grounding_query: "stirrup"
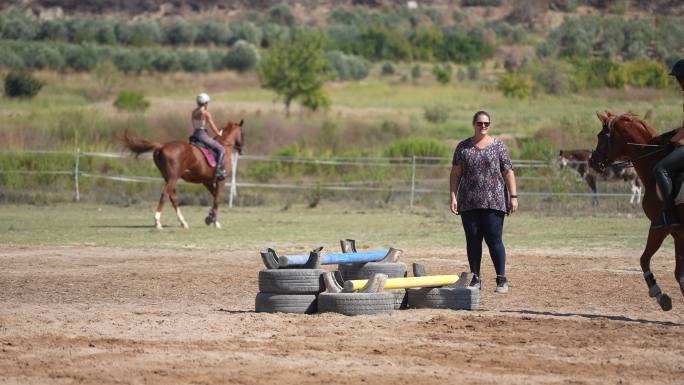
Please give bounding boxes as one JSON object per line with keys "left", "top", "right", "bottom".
{"left": 214, "top": 168, "right": 228, "bottom": 180}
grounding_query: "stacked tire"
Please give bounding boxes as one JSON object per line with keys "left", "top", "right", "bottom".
{"left": 255, "top": 269, "right": 326, "bottom": 314}
{"left": 338, "top": 262, "right": 408, "bottom": 309}
{"left": 407, "top": 286, "right": 480, "bottom": 310}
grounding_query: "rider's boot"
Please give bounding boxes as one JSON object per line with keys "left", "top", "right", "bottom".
{"left": 652, "top": 169, "right": 679, "bottom": 228}
{"left": 214, "top": 151, "right": 229, "bottom": 180}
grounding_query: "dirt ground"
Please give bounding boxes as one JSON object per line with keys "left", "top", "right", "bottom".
{"left": 1, "top": 245, "right": 683, "bottom": 385}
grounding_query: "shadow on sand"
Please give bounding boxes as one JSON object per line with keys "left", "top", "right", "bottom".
{"left": 501, "top": 309, "right": 684, "bottom": 327}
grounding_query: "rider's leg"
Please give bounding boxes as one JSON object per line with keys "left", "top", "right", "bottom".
{"left": 195, "top": 130, "right": 228, "bottom": 178}
{"left": 653, "top": 146, "right": 684, "bottom": 227}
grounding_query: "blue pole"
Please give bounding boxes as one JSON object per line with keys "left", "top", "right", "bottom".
{"left": 280, "top": 250, "right": 389, "bottom": 267}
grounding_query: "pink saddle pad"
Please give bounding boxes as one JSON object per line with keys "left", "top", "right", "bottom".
{"left": 193, "top": 144, "right": 216, "bottom": 167}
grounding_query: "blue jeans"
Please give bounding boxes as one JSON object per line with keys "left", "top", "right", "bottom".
{"left": 460, "top": 209, "right": 506, "bottom": 277}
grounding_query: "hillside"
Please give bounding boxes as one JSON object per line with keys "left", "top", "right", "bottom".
{"left": 2, "top": 0, "right": 683, "bottom": 23}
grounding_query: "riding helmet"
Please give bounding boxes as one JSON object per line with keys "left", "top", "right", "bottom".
{"left": 196, "top": 93, "right": 211, "bottom": 105}
{"left": 669, "top": 59, "right": 684, "bottom": 78}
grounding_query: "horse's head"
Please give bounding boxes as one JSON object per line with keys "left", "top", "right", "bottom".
{"left": 588, "top": 112, "right": 656, "bottom": 173}
{"left": 217, "top": 119, "right": 245, "bottom": 154}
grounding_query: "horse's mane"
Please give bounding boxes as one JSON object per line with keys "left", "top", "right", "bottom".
{"left": 609, "top": 112, "right": 659, "bottom": 144}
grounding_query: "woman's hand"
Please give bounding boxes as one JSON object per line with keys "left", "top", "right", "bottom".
{"left": 509, "top": 197, "right": 518, "bottom": 214}
{"left": 450, "top": 197, "right": 459, "bottom": 215}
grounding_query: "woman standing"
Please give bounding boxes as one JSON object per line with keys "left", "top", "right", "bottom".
{"left": 449, "top": 111, "right": 518, "bottom": 293}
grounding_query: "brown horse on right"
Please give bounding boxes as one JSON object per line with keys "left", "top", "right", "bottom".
{"left": 588, "top": 112, "right": 683, "bottom": 311}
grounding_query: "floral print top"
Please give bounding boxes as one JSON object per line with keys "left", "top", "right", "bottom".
{"left": 452, "top": 137, "right": 513, "bottom": 213}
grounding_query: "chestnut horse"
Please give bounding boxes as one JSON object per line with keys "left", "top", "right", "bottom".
{"left": 123, "top": 120, "right": 244, "bottom": 229}
{"left": 588, "top": 112, "right": 683, "bottom": 311}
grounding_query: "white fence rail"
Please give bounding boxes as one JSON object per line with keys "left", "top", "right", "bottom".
{"left": 0, "top": 149, "right": 637, "bottom": 207}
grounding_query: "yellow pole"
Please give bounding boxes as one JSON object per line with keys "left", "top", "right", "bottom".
{"left": 347, "top": 275, "right": 459, "bottom": 291}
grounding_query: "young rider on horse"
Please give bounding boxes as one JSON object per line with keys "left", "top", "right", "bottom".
{"left": 191, "top": 93, "right": 228, "bottom": 179}
{"left": 652, "top": 59, "right": 684, "bottom": 228}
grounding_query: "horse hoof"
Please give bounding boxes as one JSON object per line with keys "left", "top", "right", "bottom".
{"left": 658, "top": 294, "right": 672, "bottom": 311}
{"left": 205, "top": 216, "right": 212, "bottom": 226}
{"left": 215, "top": 222, "right": 221, "bottom": 229}
{"left": 155, "top": 222, "right": 163, "bottom": 230}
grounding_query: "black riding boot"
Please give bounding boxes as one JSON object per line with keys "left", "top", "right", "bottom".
{"left": 653, "top": 168, "right": 679, "bottom": 228}
{"left": 214, "top": 151, "right": 228, "bottom": 180}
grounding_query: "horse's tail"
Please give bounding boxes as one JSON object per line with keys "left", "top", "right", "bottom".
{"left": 122, "top": 130, "right": 162, "bottom": 157}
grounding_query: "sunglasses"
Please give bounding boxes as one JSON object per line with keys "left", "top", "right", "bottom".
{"left": 475, "top": 121, "right": 490, "bottom": 127}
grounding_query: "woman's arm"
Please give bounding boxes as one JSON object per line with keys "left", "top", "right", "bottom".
{"left": 449, "top": 165, "right": 462, "bottom": 214}
{"left": 504, "top": 169, "right": 518, "bottom": 213}
{"left": 204, "top": 111, "right": 222, "bottom": 137}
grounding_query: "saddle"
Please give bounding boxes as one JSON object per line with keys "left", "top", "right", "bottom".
{"left": 189, "top": 136, "right": 217, "bottom": 168}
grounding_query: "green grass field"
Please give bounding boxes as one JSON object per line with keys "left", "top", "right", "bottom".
{"left": 2, "top": 69, "right": 682, "bottom": 153}
{"left": 0, "top": 203, "right": 663, "bottom": 254}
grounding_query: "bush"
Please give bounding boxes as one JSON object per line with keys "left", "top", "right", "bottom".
{"left": 22, "top": 44, "right": 65, "bottom": 70}
{"left": 113, "top": 50, "right": 145, "bottom": 73}
{"left": 497, "top": 71, "right": 532, "bottom": 99}
{"left": 229, "top": 22, "right": 262, "bottom": 46}
{"left": 381, "top": 61, "right": 396, "bottom": 76}
{"left": 267, "top": 4, "right": 296, "bottom": 26}
{"left": 4, "top": 71, "right": 44, "bottom": 98}
{"left": 621, "top": 59, "right": 669, "bottom": 88}
{"left": 130, "top": 20, "right": 163, "bottom": 46}
{"left": 150, "top": 50, "right": 182, "bottom": 72}
{"left": 523, "top": 59, "right": 575, "bottom": 95}
{"left": 411, "top": 64, "right": 422, "bottom": 80}
{"left": 178, "top": 49, "right": 211, "bottom": 73}
{"left": 384, "top": 137, "right": 450, "bottom": 160}
{"left": 0, "top": 46, "right": 24, "bottom": 68}
{"left": 325, "top": 51, "right": 371, "bottom": 81}
{"left": 63, "top": 44, "right": 99, "bottom": 71}
{"left": 223, "top": 40, "right": 259, "bottom": 72}
{"left": 114, "top": 90, "right": 150, "bottom": 111}
{"left": 462, "top": 0, "right": 501, "bottom": 6}
{"left": 432, "top": 64, "right": 452, "bottom": 84}
{"left": 424, "top": 104, "right": 450, "bottom": 124}
{"left": 164, "top": 21, "right": 197, "bottom": 45}
{"left": 195, "top": 21, "right": 232, "bottom": 45}
{"left": 467, "top": 64, "right": 480, "bottom": 80}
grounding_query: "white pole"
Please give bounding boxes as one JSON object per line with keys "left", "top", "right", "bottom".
{"left": 410, "top": 155, "right": 416, "bottom": 208}
{"left": 229, "top": 152, "right": 239, "bottom": 208}
{"left": 74, "top": 148, "right": 80, "bottom": 202}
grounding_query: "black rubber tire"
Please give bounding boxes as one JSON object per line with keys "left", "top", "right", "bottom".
{"left": 338, "top": 262, "right": 407, "bottom": 281}
{"left": 255, "top": 293, "right": 318, "bottom": 314}
{"left": 258, "top": 269, "right": 326, "bottom": 294}
{"left": 407, "top": 287, "right": 480, "bottom": 310}
{"left": 317, "top": 292, "right": 395, "bottom": 316}
{"left": 390, "top": 289, "right": 408, "bottom": 310}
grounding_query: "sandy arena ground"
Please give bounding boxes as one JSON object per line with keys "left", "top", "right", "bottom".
{"left": 1, "top": 245, "right": 683, "bottom": 385}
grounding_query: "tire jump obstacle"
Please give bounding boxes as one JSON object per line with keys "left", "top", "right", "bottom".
{"left": 255, "top": 239, "right": 480, "bottom": 316}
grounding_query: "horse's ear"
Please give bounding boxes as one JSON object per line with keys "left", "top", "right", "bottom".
{"left": 596, "top": 112, "right": 607, "bottom": 123}
{"left": 239, "top": 119, "right": 244, "bottom": 127}
{"left": 605, "top": 110, "right": 615, "bottom": 117}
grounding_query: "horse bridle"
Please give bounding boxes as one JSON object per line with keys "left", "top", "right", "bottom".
{"left": 593, "top": 116, "right": 667, "bottom": 170}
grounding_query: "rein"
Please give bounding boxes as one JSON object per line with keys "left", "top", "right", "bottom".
{"left": 611, "top": 143, "right": 668, "bottom": 169}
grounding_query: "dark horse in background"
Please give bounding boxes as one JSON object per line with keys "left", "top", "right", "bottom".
{"left": 558, "top": 150, "right": 641, "bottom": 206}
{"left": 123, "top": 120, "right": 244, "bottom": 229}
{"left": 589, "top": 112, "right": 683, "bottom": 311}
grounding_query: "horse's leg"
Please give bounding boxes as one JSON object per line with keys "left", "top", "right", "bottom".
{"left": 212, "top": 181, "right": 225, "bottom": 229}
{"left": 641, "top": 226, "right": 672, "bottom": 311}
{"left": 169, "top": 187, "right": 189, "bottom": 229}
{"left": 203, "top": 182, "right": 219, "bottom": 227}
{"left": 674, "top": 234, "right": 684, "bottom": 299}
{"left": 155, "top": 178, "right": 175, "bottom": 230}
{"left": 587, "top": 174, "right": 598, "bottom": 206}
